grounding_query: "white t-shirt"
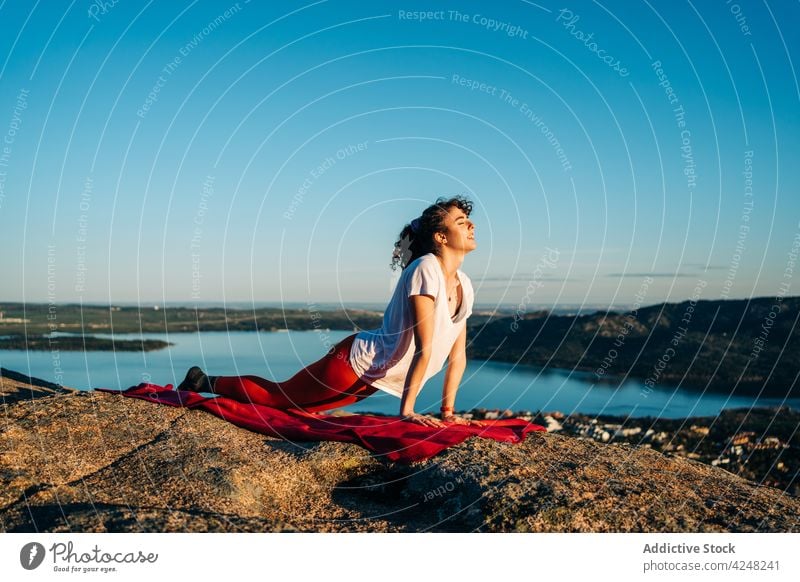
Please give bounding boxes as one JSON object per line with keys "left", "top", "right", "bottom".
{"left": 348, "top": 253, "right": 474, "bottom": 398}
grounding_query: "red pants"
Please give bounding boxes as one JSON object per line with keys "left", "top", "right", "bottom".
{"left": 212, "top": 333, "right": 379, "bottom": 413}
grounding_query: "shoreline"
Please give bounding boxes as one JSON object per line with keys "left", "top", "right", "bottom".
{"left": 1, "top": 327, "right": 797, "bottom": 404}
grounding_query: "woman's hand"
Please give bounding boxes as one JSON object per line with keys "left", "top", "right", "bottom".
{"left": 402, "top": 412, "right": 447, "bottom": 428}
{"left": 442, "top": 414, "right": 488, "bottom": 427}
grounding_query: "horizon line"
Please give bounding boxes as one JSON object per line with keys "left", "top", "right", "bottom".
{"left": 1, "top": 294, "right": 795, "bottom": 313}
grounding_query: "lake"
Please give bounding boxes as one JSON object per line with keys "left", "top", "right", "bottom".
{"left": 1, "top": 330, "right": 797, "bottom": 419}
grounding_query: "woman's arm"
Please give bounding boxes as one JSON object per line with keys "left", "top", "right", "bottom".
{"left": 441, "top": 324, "right": 467, "bottom": 413}
{"left": 399, "top": 294, "right": 445, "bottom": 427}
{"left": 440, "top": 325, "right": 486, "bottom": 426}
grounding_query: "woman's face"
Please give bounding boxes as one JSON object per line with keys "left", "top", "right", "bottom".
{"left": 437, "top": 206, "right": 476, "bottom": 253}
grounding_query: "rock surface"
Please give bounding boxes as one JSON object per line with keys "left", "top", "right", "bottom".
{"left": 1, "top": 368, "right": 798, "bottom": 533}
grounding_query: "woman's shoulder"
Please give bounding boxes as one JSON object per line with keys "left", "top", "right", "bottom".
{"left": 406, "top": 253, "right": 438, "bottom": 274}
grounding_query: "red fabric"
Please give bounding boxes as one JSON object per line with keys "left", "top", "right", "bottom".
{"left": 95, "top": 383, "right": 546, "bottom": 463}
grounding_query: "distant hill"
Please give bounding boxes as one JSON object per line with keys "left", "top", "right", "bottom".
{"left": 466, "top": 296, "right": 800, "bottom": 397}
{"left": 0, "top": 303, "right": 384, "bottom": 335}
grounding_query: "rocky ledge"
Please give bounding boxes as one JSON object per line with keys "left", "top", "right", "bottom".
{"left": 1, "top": 368, "right": 798, "bottom": 533}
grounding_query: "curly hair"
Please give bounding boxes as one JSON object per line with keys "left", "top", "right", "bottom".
{"left": 390, "top": 195, "right": 474, "bottom": 271}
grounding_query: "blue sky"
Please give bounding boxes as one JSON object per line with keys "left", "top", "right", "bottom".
{"left": 0, "top": 0, "right": 798, "bottom": 310}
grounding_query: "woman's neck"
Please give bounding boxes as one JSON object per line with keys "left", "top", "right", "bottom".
{"left": 435, "top": 251, "right": 464, "bottom": 281}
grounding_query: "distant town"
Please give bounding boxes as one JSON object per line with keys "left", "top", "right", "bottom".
{"left": 447, "top": 406, "right": 798, "bottom": 498}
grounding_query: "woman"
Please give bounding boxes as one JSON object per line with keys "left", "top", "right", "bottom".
{"left": 177, "top": 195, "right": 483, "bottom": 428}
